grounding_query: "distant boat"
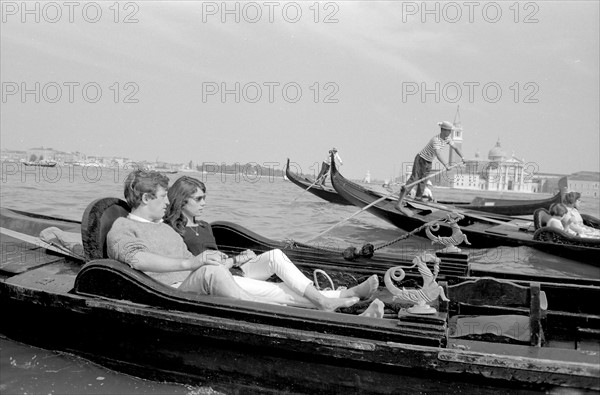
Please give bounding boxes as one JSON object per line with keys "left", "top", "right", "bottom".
{"left": 285, "top": 158, "right": 353, "bottom": 205}
{"left": 23, "top": 161, "right": 57, "bottom": 167}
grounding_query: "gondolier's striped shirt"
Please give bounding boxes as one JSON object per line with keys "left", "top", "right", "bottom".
{"left": 419, "top": 134, "right": 454, "bottom": 162}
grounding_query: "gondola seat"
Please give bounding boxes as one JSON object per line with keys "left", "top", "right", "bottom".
{"left": 440, "top": 277, "right": 545, "bottom": 347}
{"left": 533, "top": 208, "right": 551, "bottom": 230}
{"left": 81, "top": 197, "right": 130, "bottom": 261}
{"left": 533, "top": 227, "right": 600, "bottom": 247}
{"left": 532, "top": 208, "right": 600, "bottom": 246}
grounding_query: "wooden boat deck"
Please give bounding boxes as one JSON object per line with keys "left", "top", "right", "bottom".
{"left": 4, "top": 260, "right": 78, "bottom": 294}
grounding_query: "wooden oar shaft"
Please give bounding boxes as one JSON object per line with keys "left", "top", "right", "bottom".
{"left": 290, "top": 174, "right": 326, "bottom": 204}
{"left": 397, "top": 163, "right": 463, "bottom": 205}
{"left": 411, "top": 201, "right": 529, "bottom": 228}
{"left": 404, "top": 163, "right": 461, "bottom": 190}
{"left": 312, "top": 190, "right": 398, "bottom": 239}
{"left": 0, "top": 227, "right": 84, "bottom": 259}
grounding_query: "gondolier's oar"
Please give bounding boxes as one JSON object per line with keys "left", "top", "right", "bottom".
{"left": 290, "top": 174, "right": 327, "bottom": 204}
{"left": 0, "top": 227, "right": 84, "bottom": 260}
{"left": 396, "top": 163, "right": 463, "bottom": 207}
{"left": 311, "top": 189, "right": 400, "bottom": 239}
{"left": 311, "top": 163, "right": 462, "bottom": 239}
{"left": 408, "top": 200, "right": 532, "bottom": 229}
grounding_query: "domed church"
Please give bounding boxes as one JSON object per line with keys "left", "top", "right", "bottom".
{"left": 446, "top": 138, "right": 536, "bottom": 192}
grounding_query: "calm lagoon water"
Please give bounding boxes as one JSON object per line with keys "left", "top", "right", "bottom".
{"left": 1, "top": 164, "right": 599, "bottom": 394}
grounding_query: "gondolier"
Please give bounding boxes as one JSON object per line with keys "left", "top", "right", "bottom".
{"left": 316, "top": 147, "right": 342, "bottom": 185}
{"left": 396, "top": 121, "right": 464, "bottom": 209}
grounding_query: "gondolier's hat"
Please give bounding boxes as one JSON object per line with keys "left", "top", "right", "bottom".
{"left": 438, "top": 121, "right": 454, "bottom": 131}
{"left": 331, "top": 147, "right": 338, "bottom": 152}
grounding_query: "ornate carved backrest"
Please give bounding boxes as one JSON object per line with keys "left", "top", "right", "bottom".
{"left": 533, "top": 208, "right": 552, "bottom": 230}
{"left": 81, "top": 197, "right": 130, "bottom": 261}
{"left": 442, "top": 277, "right": 544, "bottom": 347}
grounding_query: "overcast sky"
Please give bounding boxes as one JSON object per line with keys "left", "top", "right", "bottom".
{"left": 1, "top": 1, "right": 598, "bottom": 179}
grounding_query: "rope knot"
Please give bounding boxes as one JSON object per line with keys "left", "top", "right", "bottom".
{"left": 343, "top": 243, "right": 375, "bottom": 261}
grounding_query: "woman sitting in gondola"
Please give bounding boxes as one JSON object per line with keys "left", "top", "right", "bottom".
{"left": 164, "top": 175, "right": 381, "bottom": 313}
{"left": 562, "top": 192, "right": 600, "bottom": 238}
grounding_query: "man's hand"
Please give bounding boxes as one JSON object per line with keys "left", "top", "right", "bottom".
{"left": 195, "top": 250, "right": 228, "bottom": 267}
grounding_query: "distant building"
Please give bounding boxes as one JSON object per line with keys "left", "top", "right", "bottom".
{"left": 439, "top": 139, "right": 536, "bottom": 192}
{"left": 532, "top": 173, "right": 567, "bottom": 194}
{"left": 0, "top": 149, "right": 28, "bottom": 162}
{"left": 448, "top": 106, "right": 464, "bottom": 166}
{"left": 53, "top": 150, "right": 87, "bottom": 164}
{"left": 566, "top": 171, "right": 600, "bottom": 198}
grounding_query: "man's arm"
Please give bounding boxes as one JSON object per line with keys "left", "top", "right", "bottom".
{"left": 130, "top": 250, "right": 226, "bottom": 272}
{"left": 435, "top": 150, "right": 449, "bottom": 170}
{"left": 130, "top": 251, "right": 195, "bottom": 272}
{"left": 107, "top": 221, "right": 226, "bottom": 273}
{"left": 452, "top": 145, "right": 464, "bottom": 161}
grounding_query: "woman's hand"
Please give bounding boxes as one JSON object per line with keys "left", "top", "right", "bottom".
{"left": 237, "top": 249, "right": 257, "bottom": 266}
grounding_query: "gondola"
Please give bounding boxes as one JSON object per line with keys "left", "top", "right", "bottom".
{"left": 22, "top": 161, "right": 57, "bottom": 167}
{"left": 286, "top": 159, "right": 566, "bottom": 215}
{"left": 435, "top": 180, "right": 566, "bottom": 216}
{"left": 1, "top": 202, "right": 599, "bottom": 393}
{"left": 285, "top": 158, "right": 353, "bottom": 205}
{"left": 329, "top": 156, "right": 600, "bottom": 266}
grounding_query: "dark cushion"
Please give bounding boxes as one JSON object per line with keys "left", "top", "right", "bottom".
{"left": 81, "top": 198, "right": 130, "bottom": 261}
{"left": 533, "top": 208, "right": 551, "bottom": 230}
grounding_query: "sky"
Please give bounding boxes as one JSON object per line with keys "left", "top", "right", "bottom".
{"left": 1, "top": 1, "right": 598, "bottom": 180}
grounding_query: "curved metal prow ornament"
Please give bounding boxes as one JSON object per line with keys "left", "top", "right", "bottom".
{"left": 425, "top": 213, "right": 471, "bottom": 253}
{"left": 384, "top": 253, "right": 449, "bottom": 315}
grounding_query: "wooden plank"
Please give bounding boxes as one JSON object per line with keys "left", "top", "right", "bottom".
{"left": 444, "top": 339, "right": 600, "bottom": 372}
{"left": 5, "top": 261, "right": 78, "bottom": 293}
{"left": 1, "top": 233, "right": 64, "bottom": 273}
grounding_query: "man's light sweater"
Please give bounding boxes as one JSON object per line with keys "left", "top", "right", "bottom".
{"left": 107, "top": 217, "right": 192, "bottom": 286}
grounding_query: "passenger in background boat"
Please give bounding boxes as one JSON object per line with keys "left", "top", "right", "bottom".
{"left": 547, "top": 203, "right": 577, "bottom": 235}
{"left": 315, "top": 147, "right": 343, "bottom": 185}
{"left": 163, "top": 175, "right": 382, "bottom": 314}
{"left": 562, "top": 192, "right": 600, "bottom": 238}
{"left": 397, "top": 121, "right": 463, "bottom": 205}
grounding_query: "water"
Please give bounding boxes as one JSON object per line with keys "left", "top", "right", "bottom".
{"left": 1, "top": 164, "right": 599, "bottom": 394}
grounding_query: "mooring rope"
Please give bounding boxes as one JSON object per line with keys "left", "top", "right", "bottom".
{"left": 283, "top": 216, "right": 452, "bottom": 261}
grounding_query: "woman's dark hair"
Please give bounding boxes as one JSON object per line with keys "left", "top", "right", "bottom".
{"left": 563, "top": 191, "right": 581, "bottom": 206}
{"left": 164, "top": 176, "right": 206, "bottom": 235}
{"left": 123, "top": 170, "right": 169, "bottom": 209}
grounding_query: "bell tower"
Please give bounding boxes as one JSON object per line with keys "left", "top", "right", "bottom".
{"left": 449, "top": 105, "right": 463, "bottom": 165}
